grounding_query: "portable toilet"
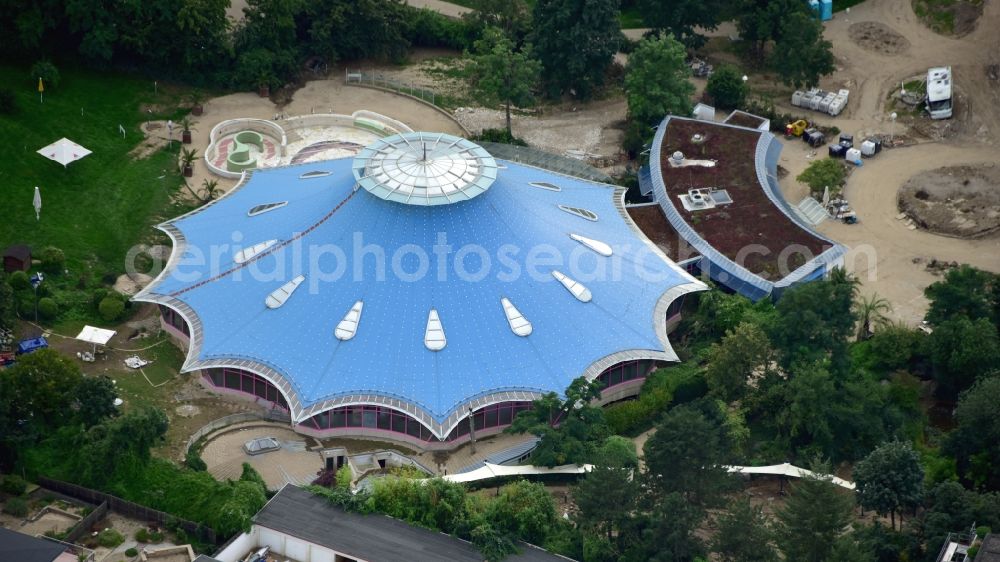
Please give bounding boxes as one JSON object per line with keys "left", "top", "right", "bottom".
{"left": 808, "top": 0, "right": 820, "bottom": 18}
{"left": 820, "top": 0, "right": 833, "bottom": 20}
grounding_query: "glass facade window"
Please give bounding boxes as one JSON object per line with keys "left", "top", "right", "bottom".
{"left": 158, "top": 305, "right": 190, "bottom": 336}
{"left": 596, "top": 360, "right": 652, "bottom": 391}
{"left": 203, "top": 367, "right": 289, "bottom": 410}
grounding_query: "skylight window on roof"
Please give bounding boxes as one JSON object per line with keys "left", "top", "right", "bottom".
{"left": 501, "top": 298, "right": 533, "bottom": 336}
{"left": 529, "top": 181, "right": 562, "bottom": 192}
{"left": 299, "top": 171, "right": 332, "bottom": 179}
{"left": 569, "top": 233, "right": 613, "bottom": 257}
{"left": 558, "top": 205, "right": 598, "bottom": 221}
{"left": 335, "top": 301, "right": 364, "bottom": 341}
{"left": 248, "top": 201, "right": 288, "bottom": 217}
{"left": 424, "top": 309, "right": 447, "bottom": 351}
{"left": 265, "top": 275, "right": 305, "bottom": 309}
{"left": 234, "top": 239, "right": 278, "bottom": 264}
{"left": 552, "top": 270, "right": 592, "bottom": 302}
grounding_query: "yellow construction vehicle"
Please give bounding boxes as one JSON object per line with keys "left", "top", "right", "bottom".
{"left": 785, "top": 119, "right": 808, "bottom": 138}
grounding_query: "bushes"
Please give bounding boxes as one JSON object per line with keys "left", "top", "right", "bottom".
{"left": 0, "top": 88, "right": 17, "bottom": 115}
{"left": 30, "top": 61, "right": 60, "bottom": 89}
{"left": 1, "top": 474, "right": 28, "bottom": 496}
{"left": 406, "top": 8, "right": 474, "bottom": 50}
{"left": 39, "top": 246, "right": 65, "bottom": 274}
{"left": 3, "top": 496, "right": 29, "bottom": 517}
{"left": 37, "top": 297, "right": 58, "bottom": 320}
{"left": 706, "top": 65, "right": 748, "bottom": 109}
{"left": 125, "top": 547, "right": 139, "bottom": 557}
{"left": 472, "top": 128, "right": 528, "bottom": 146}
{"left": 184, "top": 449, "right": 207, "bottom": 472}
{"left": 97, "top": 529, "right": 124, "bottom": 548}
{"left": 605, "top": 363, "right": 707, "bottom": 436}
{"left": 135, "top": 528, "right": 164, "bottom": 543}
{"left": 99, "top": 296, "right": 126, "bottom": 322}
{"left": 9, "top": 270, "right": 30, "bottom": 291}
{"left": 796, "top": 158, "right": 847, "bottom": 194}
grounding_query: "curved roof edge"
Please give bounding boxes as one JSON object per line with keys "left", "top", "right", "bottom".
{"left": 649, "top": 116, "right": 847, "bottom": 299}
{"left": 132, "top": 160, "right": 707, "bottom": 441}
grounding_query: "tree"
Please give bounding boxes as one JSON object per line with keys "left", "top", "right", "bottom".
{"left": 775, "top": 467, "right": 855, "bottom": 562}
{"left": 531, "top": 0, "right": 620, "bottom": 99}
{"left": 735, "top": 0, "right": 798, "bottom": 65}
{"left": 769, "top": 275, "right": 856, "bottom": 374}
{"left": 239, "top": 462, "right": 268, "bottom": 490}
{"left": 796, "top": 158, "right": 847, "bottom": 194}
{"left": 706, "top": 65, "right": 749, "bottom": 109}
{"left": 855, "top": 293, "right": 892, "bottom": 341}
{"left": 573, "top": 438, "right": 641, "bottom": 555}
{"left": 624, "top": 34, "right": 695, "bottom": 127}
{"left": 471, "top": 523, "right": 517, "bottom": 562}
{"left": 462, "top": 0, "right": 531, "bottom": 42}
{"left": 467, "top": 27, "right": 541, "bottom": 137}
{"left": 927, "top": 316, "right": 1000, "bottom": 396}
{"left": 643, "top": 404, "right": 734, "bottom": 507}
{"left": 946, "top": 375, "right": 1000, "bottom": 490}
{"left": 487, "top": 480, "right": 558, "bottom": 545}
{"left": 769, "top": 11, "right": 834, "bottom": 88}
{"left": 508, "top": 377, "right": 609, "bottom": 467}
{"left": 76, "top": 376, "right": 119, "bottom": 427}
{"left": 853, "top": 441, "right": 924, "bottom": 530}
{"left": 0, "top": 274, "right": 15, "bottom": 332}
{"left": 924, "top": 265, "right": 999, "bottom": 327}
{"left": 711, "top": 498, "right": 777, "bottom": 562}
{"left": 628, "top": 492, "right": 707, "bottom": 562}
{"left": 99, "top": 296, "right": 126, "bottom": 321}
{"left": 705, "top": 322, "right": 773, "bottom": 402}
{"left": 639, "top": 0, "right": 724, "bottom": 48}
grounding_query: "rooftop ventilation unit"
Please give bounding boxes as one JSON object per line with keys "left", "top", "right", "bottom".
{"left": 679, "top": 188, "right": 734, "bottom": 212}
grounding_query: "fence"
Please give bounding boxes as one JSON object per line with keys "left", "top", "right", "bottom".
{"left": 185, "top": 410, "right": 291, "bottom": 458}
{"left": 346, "top": 69, "right": 440, "bottom": 107}
{"left": 37, "top": 477, "right": 217, "bottom": 544}
{"left": 65, "top": 501, "right": 109, "bottom": 543}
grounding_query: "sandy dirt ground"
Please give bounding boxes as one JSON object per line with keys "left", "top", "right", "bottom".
{"left": 200, "top": 425, "right": 321, "bottom": 490}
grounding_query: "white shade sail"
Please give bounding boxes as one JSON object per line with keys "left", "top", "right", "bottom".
{"left": 37, "top": 138, "right": 92, "bottom": 168}
{"left": 75, "top": 325, "right": 116, "bottom": 346}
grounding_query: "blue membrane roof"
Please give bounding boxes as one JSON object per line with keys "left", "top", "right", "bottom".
{"left": 137, "top": 140, "right": 705, "bottom": 437}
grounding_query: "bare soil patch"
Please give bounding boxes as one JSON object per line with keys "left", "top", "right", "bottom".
{"left": 898, "top": 164, "right": 1000, "bottom": 238}
{"left": 848, "top": 22, "right": 911, "bottom": 55}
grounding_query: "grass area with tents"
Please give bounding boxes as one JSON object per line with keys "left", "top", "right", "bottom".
{"left": 0, "top": 64, "right": 196, "bottom": 326}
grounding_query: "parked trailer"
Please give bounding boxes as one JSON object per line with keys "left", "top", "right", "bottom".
{"left": 926, "top": 66, "right": 953, "bottom": 119}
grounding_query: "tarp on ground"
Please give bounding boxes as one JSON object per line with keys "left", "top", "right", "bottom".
{"left": 75, "top": 326, "right": 116, "bottom": 346}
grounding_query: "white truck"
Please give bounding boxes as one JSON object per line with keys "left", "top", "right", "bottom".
{"left": 926, "top": 66, "right": 953, "bottom": 119}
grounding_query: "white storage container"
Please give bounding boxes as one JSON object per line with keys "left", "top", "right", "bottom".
{"left": 860, "top": 140, "right": 877, "bottom": 156}
{"left": 838, "top": 89, "right": 850, "bottom": 99}
{"left": 809, "top": 94, "right": 824, "bottom": 111}
{"left": 819, "top": 93, "right": 835, "bottom": 114}
{"left": 791, "top": 91, "right": 804, "bottom": 107}
{"left": 846, "top": 148, "right": 863, "bottom": 163}
{"left": 828, "top": 99, "right": 845, "bottom": 116}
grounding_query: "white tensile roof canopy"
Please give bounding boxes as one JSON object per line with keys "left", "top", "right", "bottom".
{"left": 75, "top": 325, "right": 116, "bottom": 347}
{"left": 37, "top": 138, "right": 92, "bottom": 168}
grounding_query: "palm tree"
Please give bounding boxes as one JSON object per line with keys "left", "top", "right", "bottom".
{"left": 179, "top": 148, "right": 198, "bottom": 177}
{"left": 856, "top": 293, "right": 892, "bottom": 340}
{"left": 200, "top": 179, "right": 222, "bottom": 202}
{"left": 829, "top": 267, "right": 861, "bottom": 298}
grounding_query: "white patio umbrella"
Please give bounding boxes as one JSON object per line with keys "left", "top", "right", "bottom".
{"left": 822, "top": 185, "right": 830, "bottom": 207}
{"left": 33, "top": 186, "right": 41, "bottom": 221}
{"left": 37, "top": 137, "right": 92, "bottom": 168}
{"left": 75, "top": 325, "right": 116, "bottom": 354}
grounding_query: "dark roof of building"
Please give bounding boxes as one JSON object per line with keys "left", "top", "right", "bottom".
{"left": 0, "top": 527, "right": 67, "bottom": 562}
{"left": 2, "top": 245, "right": 31, "bottom": 260}
{"left": 976, "top": 534, "right": 1000, "bottom": 562}
{"left": 254, "top": 485, "right": 573, "bottom": 562}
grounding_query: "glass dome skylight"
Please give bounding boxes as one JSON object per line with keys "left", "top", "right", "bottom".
{"left": 352, "top": 132, "right": 498, "bottom": 206}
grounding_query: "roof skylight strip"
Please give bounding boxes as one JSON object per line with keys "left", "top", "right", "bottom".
{"left": 552, "top": 270, "right": 593, "bottom": 302}
{"left": 530, "top": 181, "right": 562, "bottom": 192}
{"left": 299, "top": 171, "right": 332, "bottom": 179}
{"left": 334, "top": 300, "right": 364, "bottom": 341}
{"left": 247, "top": 201, "right": 288, "bottom": 217}
{"left": 265, "top": 275, "right": 305, "bottom": 309}
{"left": 234, "top": 239, "right": 278, "bottom": 264}
{"left": 569, "top": 233, "right": 613, "bottom": 257}
{"left": 558, "top": 205, "right": 599, "bottom": 221}
{"left": 424, "top": 309, "right": 447, "bottom": 351}
{"left": 501, "top": 298, "right": 533, "bottom": 337}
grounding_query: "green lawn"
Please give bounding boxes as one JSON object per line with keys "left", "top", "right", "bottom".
{"left": 0, "top": 65, "right": 189, "bottom": 277}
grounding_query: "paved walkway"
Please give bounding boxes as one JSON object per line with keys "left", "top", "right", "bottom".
{"left": 404, "top": 0, "right": 470, "bottom": 18}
